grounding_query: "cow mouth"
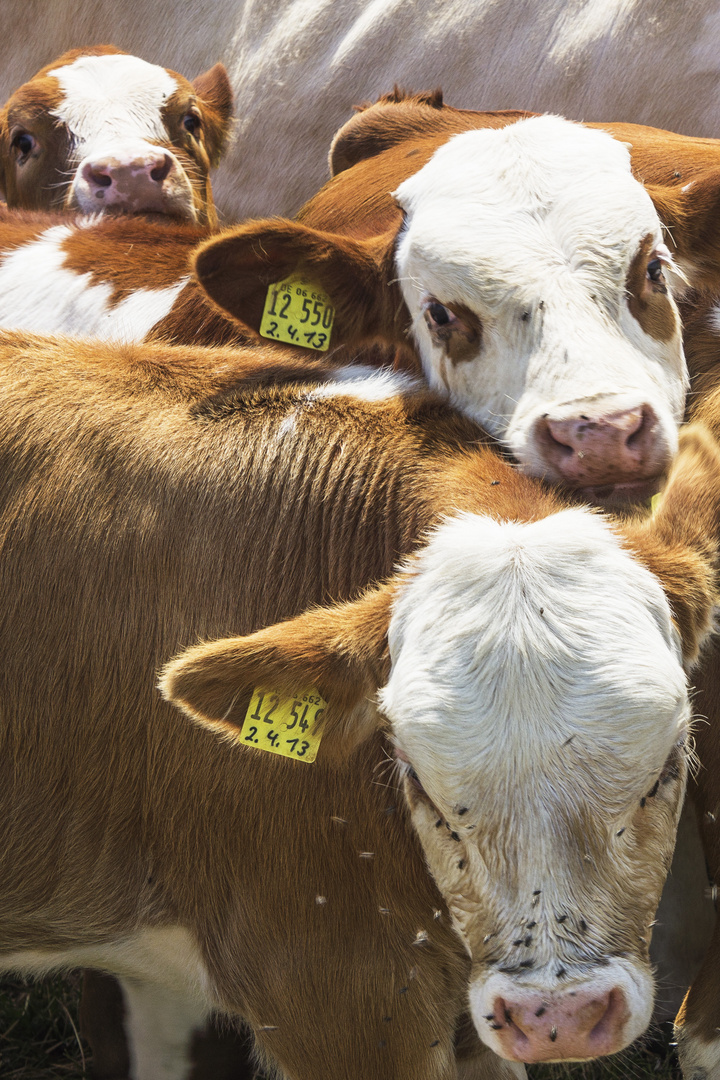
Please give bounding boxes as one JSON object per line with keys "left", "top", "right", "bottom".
{"left": 567, "top": 475, "right": 664, "bottom": 509}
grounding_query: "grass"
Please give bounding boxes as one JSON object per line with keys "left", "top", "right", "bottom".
{"left": 0, "top": 973, "right": 681, "bottom": 1079}
{"left": 0, "top": 974, "right": 87, "bottom": 1079}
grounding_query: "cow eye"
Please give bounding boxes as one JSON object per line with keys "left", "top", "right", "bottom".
{"left": 182, "top": 113, "right": 202, "bottom": 136}
{"left": 11, "top": 131, "right": 36, "bottom": 159}
{"left": 647, "top": 259, "right": 665, "bottom": 284}
{"left": 405, "top": 765, "right": 426, "bottom": 794}
{"left": 423, "top": 299, "right": 458, "bottom": 331}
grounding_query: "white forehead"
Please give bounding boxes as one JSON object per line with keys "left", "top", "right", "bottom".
{"left": 48, "top": 54, "right": 179, "bottom": 144}
{"left": 393, "top": 116, "right": 660, "bottom": 304}
{"left": 380, "top": 508, "right": 688, "bottom": 813}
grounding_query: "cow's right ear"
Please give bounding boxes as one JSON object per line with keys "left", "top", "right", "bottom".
{"left": 193, "top": 220, "right": 409, "bottom": 350}
{"left": 159, "top": 582, "right": 395, "bottom": 764}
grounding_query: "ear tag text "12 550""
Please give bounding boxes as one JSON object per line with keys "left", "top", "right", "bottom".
{"left": 259, "top": 276, "right": 335, "bottom": 351}
{"left": 242, "top": 688, "right": 327, "bottom": 762}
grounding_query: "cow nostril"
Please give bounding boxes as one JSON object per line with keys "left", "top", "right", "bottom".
{"left": 150, "top": 155, "right": 172, "bottom": 184}
{"left": 88, "top": 169, "right": 112, "bottom": 189}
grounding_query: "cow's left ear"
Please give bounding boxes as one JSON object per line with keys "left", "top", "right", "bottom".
{"left": 623, "top": 421, "right": 720, "bottom": 667}
{"left": 192, "top": 63, "right": 234, "bottom": 165}
{"left": 646, "top": 174, "right": 720, "bottom": 293}
{"left": 193, "top": 220, "right": 408, "bottom": 350}
{"left": 160, "top": 582, "right": 395, "bottom": 763}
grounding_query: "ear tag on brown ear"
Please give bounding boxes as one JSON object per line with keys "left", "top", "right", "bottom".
{"left": 259, "top": 276, "right": 335, "bottom": 352}
{"left": 241, "top": 687, "right": 327, "bottom": 762}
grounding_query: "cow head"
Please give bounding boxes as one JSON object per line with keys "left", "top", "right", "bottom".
{"left": 0, "top": 46, "right": 233, "bottom": 227}
{"left": 161, "top": 422, "right": 720, "bottom": 1065}
{"left": 194, "top": 117, "right": 687, "bottom": 507}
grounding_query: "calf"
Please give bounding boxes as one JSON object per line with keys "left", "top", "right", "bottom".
{"left": 0, "top": 332, "right": 718, "bottom": 1080}
{"left": 0, "top": 46, "right": 233, "bottom": 226}
{"left": 194, "top": 114, "right": 687, "bottom": 506}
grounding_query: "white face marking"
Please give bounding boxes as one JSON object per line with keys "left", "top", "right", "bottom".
{"left": 0, "top": 225, "right": 187, "bottom": 342}
{"left": 48, "top": 54, "right": 179, "bottom": 151}
{"left": 393, "top": 117, "right": 687, "bottom": 488}
{"left": 379, "top": 508, "right": 689, "bottom": 1053}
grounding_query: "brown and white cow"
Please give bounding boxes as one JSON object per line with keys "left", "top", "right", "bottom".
{"left": 3, "top": 0, "right": 720, "bottom": 220}
{"left": 194, "top": 113, "right": 687, "bottom": 507}
{"left": 0, "top": 332, "right": 718, "bottom": 1079}
{"left": 0, "top": 46, "right": 233, "bottom": 226}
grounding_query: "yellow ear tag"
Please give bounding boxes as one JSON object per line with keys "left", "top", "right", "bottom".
{"left": 259, "top": 276, "right": 335, "bottom": 351}
{"left": 651, "top": 492, "right": 663, "bottom": 514}
{"left": 241, "top": 688, "right": 327, "bottom": 762}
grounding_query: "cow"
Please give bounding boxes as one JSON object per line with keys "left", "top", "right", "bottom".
{"left": 3, "top": 0, "right": 720, "bottom": 220}
{"left": 193, "top": 113, "right": 687, "bottom": 508}
{"left": 0, "top": 46, "right": 233, "bottom": 227}
{"left": 0, "top": 329, "right": 718, "bottom": 1080}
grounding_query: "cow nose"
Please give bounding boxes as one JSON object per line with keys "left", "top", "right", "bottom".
{"left": 534, "top": 405, "right": 665, "bottom": 486}
{"left": 491, "top": 987, "right": 628, "bottom": 1062}
{"left": 82, "top": 151, "right": 173, "bottom": 197}
{"left": 72, "top": 143, "right": 196, "bottom": 220}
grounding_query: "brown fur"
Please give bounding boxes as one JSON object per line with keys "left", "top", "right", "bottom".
{"left": 625, "top": 233, "right": 677, "bottom": 342}
{"left": 0, "top": 331, "right": 717, "bottom": 1079}
{"left": 0, "top": 46, "right": 233, "bottom": 228}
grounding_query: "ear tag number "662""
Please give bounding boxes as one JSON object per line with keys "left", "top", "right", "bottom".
{"left": 259, "top": 276, "right": 335, "bottom": 351}
{"left": 242, "top": 688, "right": 327, "bottom": 763}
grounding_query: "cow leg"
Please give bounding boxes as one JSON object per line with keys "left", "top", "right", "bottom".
{"left": 119, "top": 978, "right": 216, "bottom": 1080}
{"left": 80, "top": 970, "right": 131, "bottom": 1079}
{"left": 650, "top": 800, "right": 715, "bottom": 1022}
{"left": 675, "top": 635, "right": 720, "bottom": 1079}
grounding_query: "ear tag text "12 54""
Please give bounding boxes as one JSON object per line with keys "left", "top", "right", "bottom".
{"left": 242, "top": 688, "right": 327, "bottom": 762}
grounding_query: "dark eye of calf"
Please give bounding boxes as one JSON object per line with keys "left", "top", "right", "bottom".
{"left": 421, "top": 296, "right": 482, "bottom": 364}
{"left": 182, "top": 113, "right": 202, "bottom": 137}
{"left": 647, "top": 258, "right": 665, "bottom": 285}
{"left": 11, "top": 131, "right": 36, "bottom": 160}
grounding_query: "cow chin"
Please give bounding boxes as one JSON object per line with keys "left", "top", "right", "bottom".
{"left": 468, "top": 958, "right": 653, "bottom": 1064}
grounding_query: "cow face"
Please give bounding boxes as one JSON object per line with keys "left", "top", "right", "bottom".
{"left": 0, "top": 47, "right": 233, "bottom": 227}
{"left": 392, "top": 119, "right": 686, "bottom": 504}
{"left": 381, "top": 509, "right": 688, "bottom": 1064}
{"left": 194, "top": 117, "right": 686, "bottom": 506}
{"left": 162, "top": 423, "right": 720, "bottom": 1066}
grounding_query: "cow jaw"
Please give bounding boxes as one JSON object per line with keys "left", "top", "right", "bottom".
{"left": 379, "top": 509, "right": 690, "bottom": 1063}
{"left": 393, "top": 117, "right": 687, "bottom": 505}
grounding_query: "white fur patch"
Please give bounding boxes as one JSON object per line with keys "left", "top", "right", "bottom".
{"left": 48, "top": 54, "right": 178, "bottom": 150}
{"left": 382, "top": 507, "right": 687, "bottom": 809}
{"left": 305, "top": 368, "right": 420, "bottom": 402}
{"left": 122, "top": 979, "right": 211, "bottom": 1080}
{"left": 0, "top": 226, "right": 187, "bottom": 342}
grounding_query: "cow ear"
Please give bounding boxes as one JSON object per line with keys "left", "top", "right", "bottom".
{"left": 192, "top": 63, "right": 234, "bottom": 166}
{"left": 330, "top": 89, "right": 448, "bottom": 175}
{"left": 646, "top": 174, "right": 720, "bottom": 293}
{"left": 193, "top": 220, "right": 408, "bottom": 350}
{"left": 160, "top": 582, "right": 395, "bottom": 764}
{"left": 623, "top": 421, "right": 720, "bottom": 666}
